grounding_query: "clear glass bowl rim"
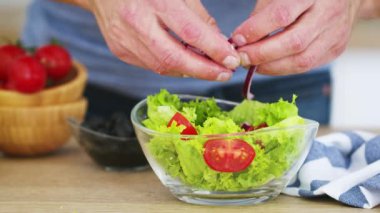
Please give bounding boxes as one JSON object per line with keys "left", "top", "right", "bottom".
{"left": 130, "top": 94, "right": 319, "bottom": 139}
{"left": 67, "top": 117, "right": 136, "bottom": 142}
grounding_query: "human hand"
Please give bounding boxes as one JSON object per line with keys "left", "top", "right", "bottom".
{"left": 87, "top": 0, "right": 240, "bottom": 81}
{"left": 232, "top": 0, "right": 363, "bottom": 75}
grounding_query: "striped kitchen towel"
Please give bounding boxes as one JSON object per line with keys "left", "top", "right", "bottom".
{"left": 284, "top": 131, "right": 380, "bottom": 209}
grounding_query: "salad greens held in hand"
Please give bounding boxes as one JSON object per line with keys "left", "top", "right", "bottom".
{"left": 143, "top": 89, "right": 305, "bottom": 191}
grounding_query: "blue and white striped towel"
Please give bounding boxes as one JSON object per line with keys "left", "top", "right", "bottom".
{"left": 284, "top": 131, "right": 380, "bottom": 209}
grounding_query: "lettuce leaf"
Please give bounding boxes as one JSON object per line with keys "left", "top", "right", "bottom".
{"left": 143, "top": 89, "right": 181, "bottom": 131}
{"left": 229, "top": 95, "right": 298, "bottom": 126}
{"left": 144, "top": 91, "right": 306, "bottom": 191}
{"left": 182, "top": 98, "right": 224, "bottom": 126}
{"left": 228, "top": 100, "right": 267, "bottom": 126}
{"left": 198, "top": 117, "right": 242, "bottom": 135}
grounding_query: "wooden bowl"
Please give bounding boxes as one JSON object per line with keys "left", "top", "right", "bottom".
{"left": 0, "top": 61, "right": 87, "bottom": 107}
{"left": 0, "top": 98, "right": 88, "bottom": 156}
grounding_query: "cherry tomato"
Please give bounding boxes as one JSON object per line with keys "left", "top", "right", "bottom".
{"left": 0, "top": 45, "right": 26, "bottom": 81}
{"left": 203, "top": 139, "right": 255, "bottom": 172}
{"left": 35, "top": 44, "right": 72, "bottom": 80}
{"left": 167, "top": 112, "right": 198, "bottom": 135}
{"left": 7, "top": 56, "right": 47, "bottom": 93}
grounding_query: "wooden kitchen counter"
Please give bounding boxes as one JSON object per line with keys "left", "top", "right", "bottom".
{"left": 0, "top": 127, "right": 378, "bottom": 213}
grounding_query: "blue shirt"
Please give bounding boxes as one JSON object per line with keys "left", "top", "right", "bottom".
{"left": 22, "top": 0, "right": 327, "bottom": 99}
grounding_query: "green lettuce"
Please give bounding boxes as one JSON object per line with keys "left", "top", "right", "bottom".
{"left": 229, "top": 95, "right": 298, "bottom": 126}
{"left": 143, "top": 89, "right": 181, "bottom": 131}
{"left": 198, "top": 117, "right": 242, "bottom": 135}
{"left": 182, "top": 98, "right": 225, "bottom": 126}
{"left": 145, "top": 91, "right": 306, "bottom": 191}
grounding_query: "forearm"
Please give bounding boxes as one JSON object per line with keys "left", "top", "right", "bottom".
{"left": 359, "top": 0, "right": 380, "bottom": 19}
{"left": 53, "top": 0, "right": 91, "bottom": 11}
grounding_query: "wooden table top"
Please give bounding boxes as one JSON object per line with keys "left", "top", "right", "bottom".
{"left": 0, "top": 127, "right": 378, "bottom": 213}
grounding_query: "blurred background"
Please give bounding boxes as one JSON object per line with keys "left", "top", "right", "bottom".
{"left": 1, "top": 0, "right": 380, "bottom": 129}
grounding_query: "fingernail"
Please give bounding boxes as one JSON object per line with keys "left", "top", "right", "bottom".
{"left": 223, "top": 55, "right": 240, "bottom": 69}
{"left": 239, "top": 52, "right": 251, "bottom": 66}
{"left": 230, "top": 43, "right": 236, "bottom": 51}
{"left": 216, "top": 72, "right": 232, "bottom": 81}
{"left": 232, "top": 34, "right": 247, "bottom": 46}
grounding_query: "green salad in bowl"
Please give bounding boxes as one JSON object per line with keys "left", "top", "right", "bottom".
{"left": 131, "top": 89, "right": 318, "bottom": 205}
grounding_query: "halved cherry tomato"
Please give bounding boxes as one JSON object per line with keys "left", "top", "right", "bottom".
{"left": 203, "top": 139, "right": 255, "bottom": 172}
{"left": 167, "top": 112, "right": 198, "bottom": 135}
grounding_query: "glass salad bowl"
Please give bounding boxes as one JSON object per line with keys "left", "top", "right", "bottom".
{"left": 131, "top": 95, "right": 318, "bottom": 206}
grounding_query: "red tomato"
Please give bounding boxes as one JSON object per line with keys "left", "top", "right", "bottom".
{"left": 203, "top": 139, "right": 255, "bottom": 172}
{"left": 35, "top": 44, "right": 72, "bottom": 80}
{"left": 167, "top": 112, "right": 198, "bottom": 135}
{"left": 7, "top": 56, "right": 47, "bottom": 93}
{"left": 0, "top": 45, "right": 26, "bottom": 81}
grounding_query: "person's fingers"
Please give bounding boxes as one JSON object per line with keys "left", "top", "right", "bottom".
{"left": 310, "top": 18, "right": 352, "bottom": 69}
{"left": 90, "top": 1, "right": 149, "bottom": 69}
{"left": 232, "top": 0, "right": 314, "bottom": 47}
{"left": 91, "top": 0, "right": 234, "bottom": 79}
{"left": 115, "top": 39, "right": 158, "bottom": 70}
{"left": 238, "top": 9, "right": 325, "bottom": 66}
{"left": 141, "top": 22, "right": 233, "bottom": 81}
{"left": 256, "top": 25, "right": 348, "bottom": 75}
{"left": 159, "top": 0, "right": 220, "bottom": 33}
{"left": 109, "top": 45, "right": 148, "bottom": 68}
{"left": 153, "top": 0, "right": 240, "bottom": 70}
{"left": 184, "top": 0, "right": 221, "bottom": 32}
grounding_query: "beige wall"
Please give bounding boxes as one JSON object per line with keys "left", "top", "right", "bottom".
{"left": 0, "top": 0, "right": 30, "bottom": 39}
{"left": 349, "top": 19, "right": 380, "bottom": 48}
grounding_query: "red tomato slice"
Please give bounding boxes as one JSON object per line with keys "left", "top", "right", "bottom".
{"left": 167, "top": 112, "right": 198, "bottom": 135}
{"left": 203, "top": 139, "right": 255, "bottom": 172}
